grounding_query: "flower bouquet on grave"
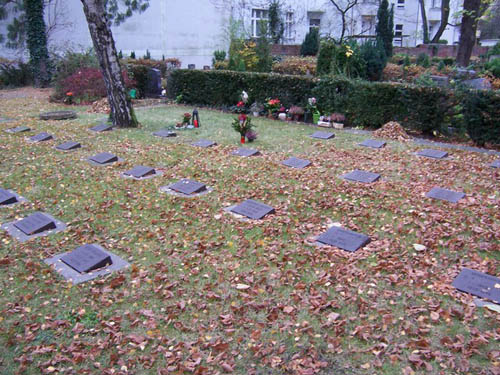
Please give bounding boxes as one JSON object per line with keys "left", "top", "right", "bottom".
{"left": 64, "top": 92, "right": 74, "bottom": 105}
{"left": 232, "top": 114, "right": 254, "bottom": 144}
{"left": 306, "top": 97, "right": 320, "bottom": 124}
{"left": 264, "top": 98, "right": 281, "bottom": 118}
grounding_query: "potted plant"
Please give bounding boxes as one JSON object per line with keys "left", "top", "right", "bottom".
{"left": 264, "top": 98, "right": 281, "bottom": 118}
{"left": 250, "top": 102, "right": 263, "bottom": 117}
{"left": 288, "top": 106, "right": 305, "bottom": 121}
{"left": 182, "top": 112, "right": 192, "bottom": 125}
{"left": 246, "top": 129, "right": 258, "bottom": 142}
{"left": 306, "top": 97, "right": 320, "bottom": 124}
{"left": 232, "top": 114, "right": 254, "bottom": 144}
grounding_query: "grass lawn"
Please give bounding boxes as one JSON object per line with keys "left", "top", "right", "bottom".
{"left": 0, "top": 90, "right": 499, "bottom": 375}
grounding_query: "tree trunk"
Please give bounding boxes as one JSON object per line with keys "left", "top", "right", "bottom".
{"left": 419, "top": 0, "right": 430, "bottom": 43}
{"left": 456, "top": 0, "right": 482, "bottom": 67}
{"left": 25, "top": 0, "right": 51, "bottom": 87}
{"left": 80, "top": 0, "right": 138, "bottom": 127}
{"left": 430, "top": 0, "right": 450, "bottom": 43}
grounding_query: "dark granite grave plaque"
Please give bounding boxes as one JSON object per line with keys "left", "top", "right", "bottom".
{"left": 452, "top": 268, "right": 500, "bottom": 304}
{"left": 6, "top": 126, "right": 30, "bottom": 133}
{"left": 232, "top": 148, "right": 260, "bottom": 157}
{"left": 56, "top": 141, "right": 81, "bottom": 151}
{"left": 153, "top": 129, "right": 177, "bottom": 138}
{"left": 282, "top": 157, "right": 311, "bottom": 169}
{"left": 145, "top": 68, "right": 162, "bottom": 97}
{"left": 490, "top": 159, "right": 500, "bottom": 168}
{"left": 192, "top": 139, "right": 216, "bottom": 148}
{"left": 29, "top": 132, "right": 53, "bottom": 142}
{"left": 61, "top": 244, "right": 112, "bottom": 273}
{"left": 359, "top": 139, "right": 386, "bottom": 149}
{"left": 89, "top": 152, "right": 118, "bottom": 165}
{"left": 317, "top": 226, "right": 370, "bottom": 252}
{"left": 230, "top": 199, "right": 275, "bottom": 220}
{"left": 0, "top": 189, "right": 17, "bottom": 205}
{"left": 310, "top": 131, "right": 335, "bottom": 140}
{"left": 417, "top": 149, "right": 448, "bottom": 159}
{"left": 39, "top": 111, "right": 77, "bottom": 120}
{"left": 90, "top": 123, "right": 113, "bottom": 132}
{"left": 13, "top": 212, "right": 56, "bottom": 235}
{"left": 169, "top": 179, "right": 207, "bottom": 195}
{"left": 426, "top": 187, "right": 465, "bottom": 203}
{"left": 341, "top": 170, "right": 381, "bottom": 183}
{"left": 124, "top": 165, "right": 156, "bottom": 179}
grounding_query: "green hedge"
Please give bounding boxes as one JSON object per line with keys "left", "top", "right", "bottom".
{"left": 167, "top": 69, "right": 316, "bottom": 107}
{"left": 168, "top": 69, "right": 499, "bottom": 142}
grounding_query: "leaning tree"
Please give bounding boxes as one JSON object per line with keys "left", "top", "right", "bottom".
{"left": 80, "top": 0, "right": 149, "bottom": 127}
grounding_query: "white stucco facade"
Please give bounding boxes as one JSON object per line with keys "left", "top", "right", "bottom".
{"left": 0, "top": 0, "right": 463, "bottom": 67}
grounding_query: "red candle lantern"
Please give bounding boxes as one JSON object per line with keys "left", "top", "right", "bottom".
{"left": 192, "top": 109, "right": 200, "bottom": 128}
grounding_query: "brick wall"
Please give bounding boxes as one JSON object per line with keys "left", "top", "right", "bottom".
{"left": 394, "top": 44, "right": 489, "bottom": 58}
{"left": 271, "top": 44, "right": 301, "bottom": 56}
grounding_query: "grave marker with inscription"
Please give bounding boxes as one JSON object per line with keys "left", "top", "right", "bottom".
{"left": 232, "top": 148, "right": 260, "bottom": 157}
{"left": 317, "top": 226, "right": 370, "bottom": 252}
{"left": 123, "top": 166, "right": 156, "bottom": 179}
{"left": 90, "top": 123, "right": 113, "bottom": 132}
{"left": 89, "top": 152, "right": 118, "bottom": 165}
{"left": 426, "top": 187, "right": 465, "bottom": 203}
{"left": 56, "top": 141, "right": 81, "bottom": 151}
{"left": 452, "top": 268, "right": 500, "bottom": 304}
{"left": 169, "top": 179, "right": 207, "bottom": 195}
{"left": 310, "top": 131, "right": 335, "bottom": 140}
{"left": 282, "top": 157, "right": 311, "bottom": 169}
{"left": 13, "top": 212, "right": 56, "bottom": 235}
{"left": 61, "top": 244, "right": 112, "bottom": 273}
{"left": 359, "top": 139, "right": 386, "bottom": 149}
{"left": 192, "top": 139, "right": 216, "bottom": 148}
{"left": 417, "top": 149, "right": 448, "bottom": 159}
{"left": 153, "top": 129, "right": 177, "bottom": 138}
{"left": 29, "top": 132, "right": 53, "bottom": 142}
{"left": 6, "top": 126, "right": 30, "bottom": 133}
{"left": 230, "top": 199, "right": 275, "bottom": 220}
{"left": 340, "top": 170, "right": 381, "bottom": 183}
{"left": 0, "top": 189, "right": 18, "bottom": 205}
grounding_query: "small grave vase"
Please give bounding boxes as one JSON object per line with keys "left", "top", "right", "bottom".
{"left": 278, "top": 113, "right": 287, "bottom": 121}
{"left": 312, "top": 112, "right": 320, "bottom": 124}
{"left": 240, "top": 136, "right": 245, "bottom": 144}
{"left": 253, "top": 111, "right": 260, "bottom": 117}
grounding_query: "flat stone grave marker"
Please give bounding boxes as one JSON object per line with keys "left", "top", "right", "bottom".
{"left": 452, "top": 268, "right": 500, "bottom": 304}
{"left": 426, "top": 187, "right": 465, "bottom": 203}
{"left": 169, "top": 179, "right": 207, "bottom": 195}
{"left": 359, "top": 139, "right": 386, "bottom": 149}
{"left": 61, "top": 244, "right": 112, "bottom": 273}
{"left": 90, "top": 123, "right": 113, "bottom": 132}
{"left": 56, "top": 141, "right": 81, "bottom": 151}
{"left": 192, "top": 139, "right": 217, "bottom": 148}
{"left": 5, "top": 126, "right": 30, "bottom": 133}
{"left": 88, "top": 152, "right": 119, "bottom": 165}
{"left": 123, "top": 165, "right": 156, "bottom": 179}
{"left": 14, "top": 212, "right": 56, "bottom": 235}
{"left": 153, "top": 129, "right": 177, "bottom": 138}
{"left": 310, "top": 131, "right": 335, "bottom": 140}
{"left": 317, "top": 226, "right": 371, "bottom": 252}
{"left": 230, "top": 199, "right": 275, "bottom": 220}
{"left": 490, "top": 159, "right": 500, "bottom": 168}
{"left": 29, "top": 132, "right": 53, "bottom": 142}
{"left": 0, "top": 188, "right": 18, "bottom": 205}
{"left": 40, "top": 110, "right": 77, "bottom": 121}
{"left": 417, "top": 149, "right": 448, "bottom": 159}
{"left": 340, "top": 170, "right": 381, "bottom": 183}
{"left": 232, "top": 148, "right": 260, "bottom": 157}
{"left": 282, "top": 157, "right": 311, "bottom": 169}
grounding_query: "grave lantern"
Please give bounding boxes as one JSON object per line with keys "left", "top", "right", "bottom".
{"left": 192, "top": 109, "right": 200, "bottom": 128}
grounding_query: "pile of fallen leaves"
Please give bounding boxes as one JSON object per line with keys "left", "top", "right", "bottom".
{"left": 373, "top": 121, "right": 411, "bottom": 141}
{"left": 87, "top": 98, "right": 110, "bottom": 114}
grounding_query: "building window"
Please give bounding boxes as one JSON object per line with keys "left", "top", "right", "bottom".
{"left": 397, "top": 0, "right": 405, "bottom": 9}
{"left": 431, "top": 0, "right": 440, "bottom": 7}
{"left": 429, "top": 21, "right": 439, "bottom": 37}
{"left": 284, "top": 12, "right": 293, "bottom": 39}
{"left": 252, "top": 9, "right": 269, "bottom": 37}
{"left": 309, "top": 18, "right": 321, "bottom": 33}
{"left": 361, "top": 15, "right": 375, "bottom": 35}
{"left": 395, "top": 24, "right": 403, "bottom": 37}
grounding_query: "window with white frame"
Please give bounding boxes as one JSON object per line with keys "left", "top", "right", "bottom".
{"left": 395, "top": 24, "right": 403, "bottom": 37}
{"left": 284, "top": 12, "right": 293, "bottom": 39}
{"left": 251, "top": 9, "right": 269, "bottom": 37}
{"left": 309, "top": 18, "right": 321, "bottom": 33}
{"left": 361, "top": 15, "right": 375, "bottom": 35}
{"left": 397, "top": 0, "right": 405, "bottom": 9}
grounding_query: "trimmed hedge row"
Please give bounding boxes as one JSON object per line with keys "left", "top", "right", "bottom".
{"left": 168, "top": 69, "right": 500, "bottom": 143}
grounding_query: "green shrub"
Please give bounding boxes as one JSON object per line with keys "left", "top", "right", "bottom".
{"left": 272, "top": 57, "right": 316, "bottom": 75}
{"left": 331, "top": 42, "right": 366, "bottom": 78}
{"left": 437, "top": 39, "right": 448, "bottom": 44}
{"left": 416, "top": 53, "right": 430, "bottom": 67}
{"left": 316, "top": 39, "right": 336, "bottom": 75}
{"left": 359, "top": 40, "right": 387, "bottom": 81}
{"left": 300, "top": 28, "right": 320, "bottom": 56}
{"left": 485, "top": 58, "right": 500, "bottom": 78}
{"left": 486, "top": 42, "right": 500, "bottom": 58}
{"left": 127, "top": 64, "right": 149, "bottom": 98}
{"left": 463, "top": 89, "right": 500, "bottom": 146}
{"left": 212, "top": 50, "right": 227, "bottom": 66}
{"left": 0, "top": 61, "right": 32, "bottom": 87}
